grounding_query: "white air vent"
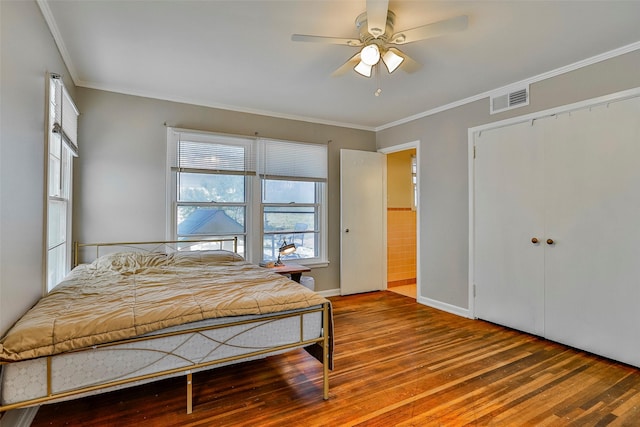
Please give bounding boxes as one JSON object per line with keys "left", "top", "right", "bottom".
{"left": 490, "top": 85, "right": 529, "bottom": 114}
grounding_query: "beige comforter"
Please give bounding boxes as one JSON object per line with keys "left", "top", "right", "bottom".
{"left": 0, "top": 251, "right": 328, "bottom": 362}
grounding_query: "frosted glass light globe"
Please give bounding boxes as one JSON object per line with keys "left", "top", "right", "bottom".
{"left": 360, "top": 44, "right": 380, "bottom": 66}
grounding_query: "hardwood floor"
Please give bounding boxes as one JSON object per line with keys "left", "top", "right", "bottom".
{"left": 31, "top": 291, "right": 640, "bottom": 426}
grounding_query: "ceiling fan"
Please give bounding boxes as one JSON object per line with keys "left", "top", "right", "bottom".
{"left": 291, "top": 0, "right": 468, "bottom": 78}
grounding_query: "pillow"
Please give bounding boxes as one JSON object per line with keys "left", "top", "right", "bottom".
{"left": 91, "top": 251, "right": 169, "bottom": 272}
{"left": 168, "top": 250, "right": 245, "bottom": 266}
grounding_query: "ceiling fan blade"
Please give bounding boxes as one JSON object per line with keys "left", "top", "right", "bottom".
{"left": 366, "top": 0, "right": 389, "bottom": 38}
{"left": 291, "top": 34, "right": 363, "bottom": 47}
{"left": 388, "top": 48, "right": 422, "bottom": 73}
{"left": 389, "top": 15, "right": 468, "bottom": 45}
{"left": 331, "top": 52, "right": 362, "bottom": 77}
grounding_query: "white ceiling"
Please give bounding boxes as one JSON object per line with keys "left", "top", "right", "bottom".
{"left": 41, "top": 0, "right": 640, "bottom": 130}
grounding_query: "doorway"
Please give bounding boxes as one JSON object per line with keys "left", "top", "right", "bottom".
{"left": 381, "top": 144, "right": 419, "bottom": 299}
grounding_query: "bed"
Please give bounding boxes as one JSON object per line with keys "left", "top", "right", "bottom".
{"left": 0, "top": 239, "right": 332, "bottom": 414}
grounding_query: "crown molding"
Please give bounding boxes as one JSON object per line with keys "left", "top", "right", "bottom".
{"left": 36, "top": 0, "right": 639, "bottom": 133}
{"left": 375, "top": 40, "right": 640, "bottom": 131}
{"left": 37, "top": 0, "right": 80, "bottom": 84}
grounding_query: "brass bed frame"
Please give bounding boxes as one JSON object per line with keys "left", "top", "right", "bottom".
{"left": 0, "top": 238, "right": 331, "bottom": 414}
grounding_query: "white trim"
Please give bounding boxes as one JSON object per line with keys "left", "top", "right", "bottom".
{"left": 376, "top": 41, "right": 640, "bottom": 131}
{"left": 37, "top": 1, "right": 640, "bottom": 133}
{"left": 83, "top": 40, "right": 640, "bottom": 132}
{"left": 82, "top": 80, "right": 377, "bottom": 132}
{"left": 467, "top": 86, "right": 640, "bottom": 320}
{"left": 34, "top": 0, "right": 375, "bottom": 132}
{"left": 468, "top": 127, "right": 476, "bottom": 318}
{"left": 36, "top": 1, "right": 80, "bottom": 84}
{"left": 39, "top": 0, "right": 640, "bottom": 134}
{"left": 317, "top": 288, "right": 341, "bottom": 298}
{"left": 378, "top": 141, "right": 420, "bottom": 299}
{"left": 165, "top": 127, "right": 174, "bottom": 240}
{"left": 470, "top": 87, "right": 640, "bottom": 135}
{"left": 378, "top": 141, "right": 418, "bottom": 154}
{"left": 378, "top": 93, "right": 489, "bottom": 132}
{"left": 298, "top": 261, "right": 329, "bottom": 268}
{"left": 166, "top": 127, "right": 329, "bottom": 264}
{"left": 419, "top": 296, "right": 471, "bottom": 319}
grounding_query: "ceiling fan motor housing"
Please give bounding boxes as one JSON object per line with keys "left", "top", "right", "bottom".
{"left": 356, "top": 10, "right": 396, "bottom": 43}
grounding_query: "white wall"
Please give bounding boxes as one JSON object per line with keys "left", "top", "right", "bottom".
{"left": 0, "top": 0, "right": 76, "bottom": 335}
{"left": 74, "top": 88, "right": 376, "bottom": 293}
{"left": 377, "top": 49, "right": 640, "bottom": 312}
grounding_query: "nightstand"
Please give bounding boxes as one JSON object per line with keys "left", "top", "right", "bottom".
{"left": 272, "top": 263, "right": 311, "bottom": 283}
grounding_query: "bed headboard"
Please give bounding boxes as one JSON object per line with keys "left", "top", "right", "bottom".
{"left": 73, "top": 237, "right": 239, "bottom": 267}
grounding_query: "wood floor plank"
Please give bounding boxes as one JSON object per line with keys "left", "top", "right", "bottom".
{"left": 29, "top": 291, "right": 640, "bottom": 426}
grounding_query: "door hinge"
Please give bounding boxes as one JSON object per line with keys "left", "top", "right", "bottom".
{"left": 473, "top": 284, "right": 476, "bottom": 297}
{"left": 473, "top": 146, "right": 476, "bottom": 159}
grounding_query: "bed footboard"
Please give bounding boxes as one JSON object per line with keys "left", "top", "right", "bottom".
{"left": 0, "top": 303, "right": 332, "bottom": 414}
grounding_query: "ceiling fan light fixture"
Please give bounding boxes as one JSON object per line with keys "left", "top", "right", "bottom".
{"left": 360, "top": 44, "right": 380, "bottom": 66}
{"left": 354, "top": 61, "right": 373, "bottom": 77}
{"left": 382, "top": 49, "right": 404, "bottom": 73}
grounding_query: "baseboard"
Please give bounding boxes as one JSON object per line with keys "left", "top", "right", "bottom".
{"left": 417, "top": 296, "right": 471, "bottom": 319}
{"left": 318, "top": 289, "right": 472, "bottom": 317}
{"left": 317, "top": 288, "right": 341, "bottom": 298}
{"left": 0, "top": 407, "right": 39, "bottom": 427}
{"left": 387, "top": 278, "right": 417, "bottom": 288}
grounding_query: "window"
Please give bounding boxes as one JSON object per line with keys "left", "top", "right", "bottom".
{"left": 167, "top": 129, "right": 327, "bottom": 264}
{"left": 46, "top": 73, "right": 79, "bottom": 291}
{"left": 259, "top": 139, "right": 326, "bottom": 263}
{"left": 168, "top": 131, "right": 255, "bottom": 256}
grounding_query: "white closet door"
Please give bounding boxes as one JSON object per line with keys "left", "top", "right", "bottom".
{"left": 474, "top": 121, "right": 545, "bottom": 336}
{"left": 544, "top": 97, "right": 640, "bottom": 366}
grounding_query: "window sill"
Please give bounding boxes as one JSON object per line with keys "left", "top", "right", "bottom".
{"left": 294, "top": 260, "right": 329, "bottom": 269}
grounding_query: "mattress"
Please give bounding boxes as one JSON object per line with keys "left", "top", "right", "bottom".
{"left": 1, "top": 306, "right": 323, "bottom": 406}
{"left": 0, "top": 250, "right": 328, "bottom": 362}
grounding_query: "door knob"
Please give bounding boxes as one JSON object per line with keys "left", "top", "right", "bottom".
{"left": 531, "top": 237, "right": 539, "bottom": 244}
{"left": 546, "top": 238, "right": 554, "bottom": 245}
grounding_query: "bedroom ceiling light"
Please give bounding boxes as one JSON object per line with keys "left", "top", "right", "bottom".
{"left": 354, "top": 43, "right": 404, "bottom": 77}
{"left": 293, "top": 3, "right": 469, "bottom": 79}
{"left": 354, "top": 44, "right": 380, "bottom": 77}
{"left": 354, "top": 60, "right": 373, "bottom": 77}
{"left": 382, "top": 49, "right": 404, "bottom": 73}
{"left": 360, "top": 44, "right": 380, "bottom": 65}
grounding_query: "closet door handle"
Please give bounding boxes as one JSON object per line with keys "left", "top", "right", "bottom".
{"left": 531, "top": 237, "right": 539, "bottom": 244}
{"left": 546, "top": 238, "right": 554, "bottom": 245}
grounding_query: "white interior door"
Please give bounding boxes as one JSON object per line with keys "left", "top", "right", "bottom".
{"left": 340, "top": 149, "right": 386, "bottom": 295}
{"left": 543, "top": 98, "right": 640, "bottom": 366}
{"left": 474, "top": 122, "right": 546, "bottom": 336}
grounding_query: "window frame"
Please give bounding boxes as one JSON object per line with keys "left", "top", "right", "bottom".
{"left": 45, "top": 73, "right": 78, "bottom": 292}
{"left": 166, "top": 128, "right": 328, "bottom": 266}
{"left": 260, "top": 178, "right": 326, "bottom": 265}
{"left": 411, "top": 154, "right": 418, "bottom": 211}
{"left": 173, "top": 172, "right": 252, "bottom": 258}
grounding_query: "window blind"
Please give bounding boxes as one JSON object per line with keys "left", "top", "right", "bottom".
{"left": 170, "top": 130, "right": 256, "bottom": 175}
{"left": 258, "top": 139, "right": 327, "bottom": 182}
{"left": 51, "top": 74, "right": 79, "bottom": 156}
